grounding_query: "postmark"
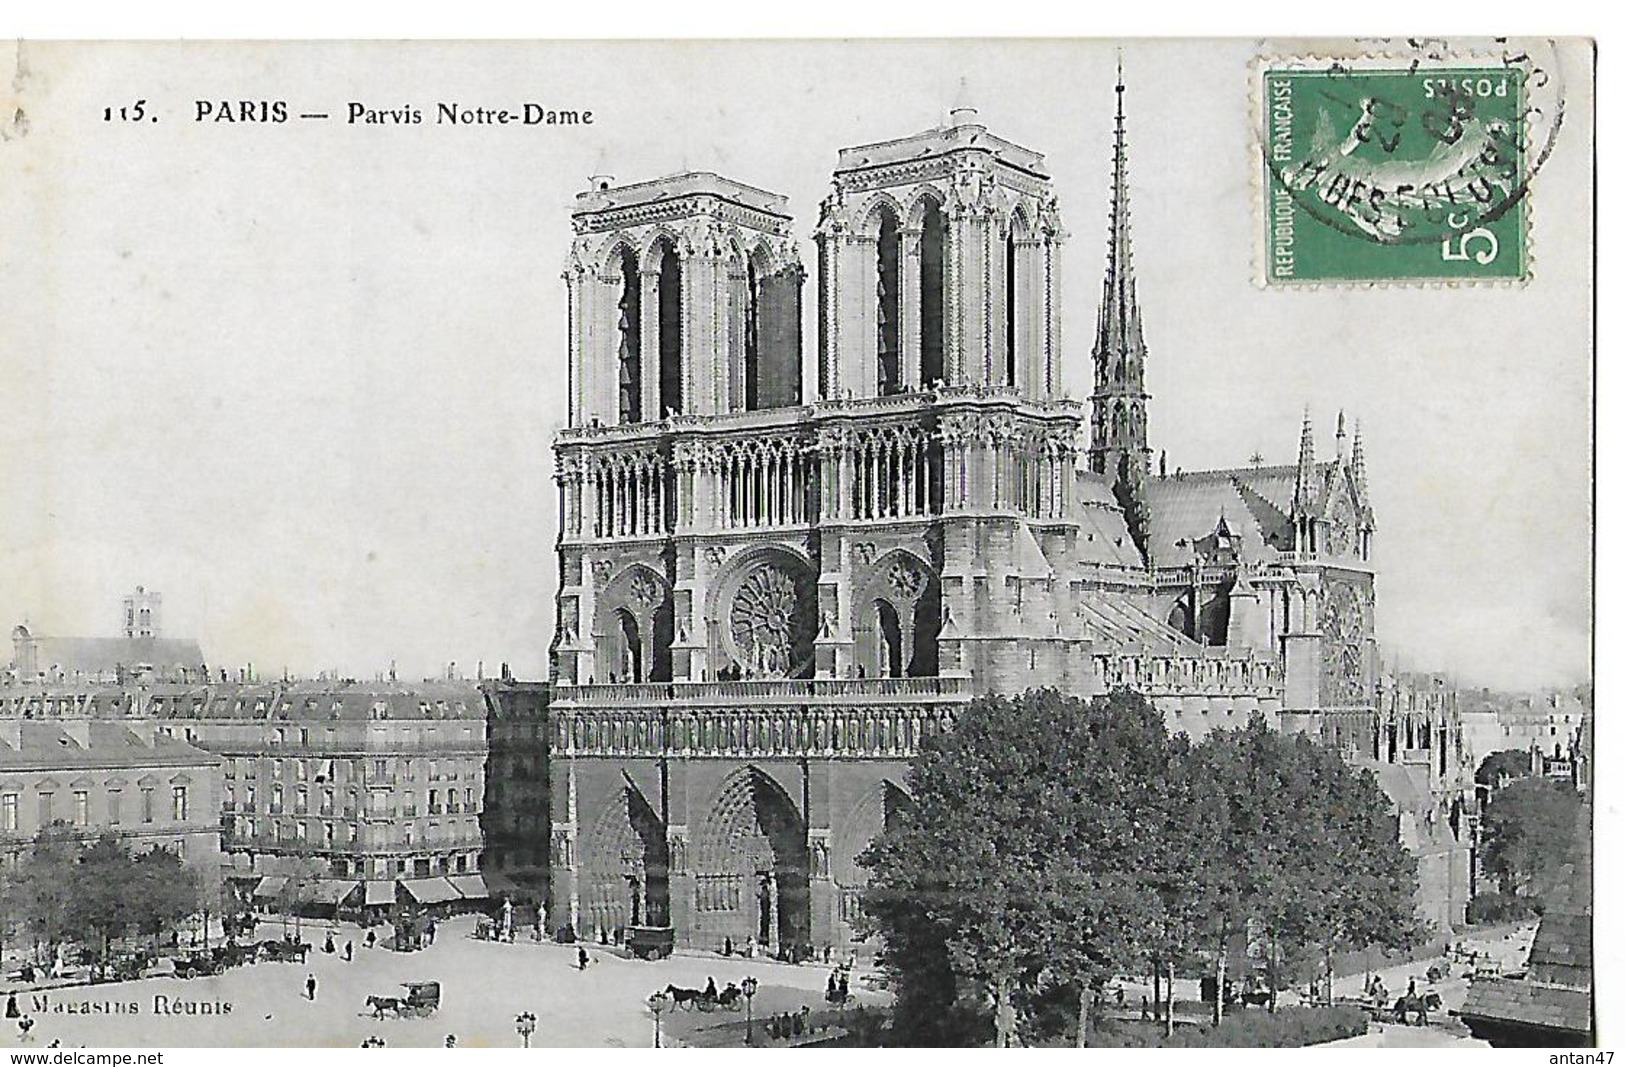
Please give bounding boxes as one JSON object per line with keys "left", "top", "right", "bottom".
{"left": 1257, "top": 39, "right": 1567, "bottom": 285}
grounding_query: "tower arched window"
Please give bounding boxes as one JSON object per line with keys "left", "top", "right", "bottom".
{"left": 744, "top": 260, "right": 761, "bottom": 411}
{"left": 656, "top": 239, "right": 683, "bottom": 416}
{"left": 875, "top": 207, "right": 901, "bottom": 395}
{"left": 919, "top": 199, "right": 946, "bottom": 385}
{"left": 616, "top": 246, "right": 642, "bottom": 424}
{"left": 1005, "top": 229, "right": 1018, "bottom": 387}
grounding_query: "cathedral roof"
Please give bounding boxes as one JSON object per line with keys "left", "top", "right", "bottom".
{"left": 1142, "top": 462, "right": 1330, "bottom": 568}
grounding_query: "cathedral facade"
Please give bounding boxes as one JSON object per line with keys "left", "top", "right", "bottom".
{"left": 545, "top": 81, "right": 1378, "bottom": 956}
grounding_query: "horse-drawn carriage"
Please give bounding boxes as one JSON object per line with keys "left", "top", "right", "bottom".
{"left": 367, "top": 982, "right": 442, "bottom": 1020}
{"left": 664, "top": 982, "right": 745, "bottom": 1013}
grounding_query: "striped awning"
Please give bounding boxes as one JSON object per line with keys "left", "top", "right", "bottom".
{"left": 310, "top": 879, "right": 361, "bottom": 905}
{"left": 252, "top": 875, "right": 287, "bottom": 899}
{"left": 364, "top": 880, "right": 397, "bottom": 907}
{"left": 400, "top": 877, "right": 460, "bottom": 905}
{"left": 446, "top": 874, "right": 490, "bottom": 899}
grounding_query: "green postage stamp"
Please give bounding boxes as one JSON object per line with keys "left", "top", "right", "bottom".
{"left": 1260, "top": 45, "right": 1566, "bottom": 285}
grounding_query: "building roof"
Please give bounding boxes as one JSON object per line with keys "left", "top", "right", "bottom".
{"left": 0, "top": 719, "right": 219, "bottom": 773}
{"left": 1527, "top": 912, "right": 1592, "bottom": 988}
{"left": 1141, "top": 463, "right": 1321, "bottom": 568}
{"left": 573, "top": 171, "right": 790, "bottom": 221}
{"left": 1458, "top": 979, "right": 1591, "bottom": 1036}
{"left": 1370, "top": 760, "right": 1432, "bottom": 813}
{"left": 0, "top": 680, "right": 491, "bottom": 723}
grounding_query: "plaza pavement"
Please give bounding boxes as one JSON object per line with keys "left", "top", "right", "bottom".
{"left": 3, "top": 914, "right": 883, "bottom": 1049}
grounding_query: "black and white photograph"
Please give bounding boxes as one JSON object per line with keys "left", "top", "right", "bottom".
{"left": 0, "top": 33, "right": 1598, "bottom": 1050}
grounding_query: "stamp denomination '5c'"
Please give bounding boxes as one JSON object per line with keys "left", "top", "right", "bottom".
{"left": 1259, "top": 43, "right": 1565, "bottom": 285}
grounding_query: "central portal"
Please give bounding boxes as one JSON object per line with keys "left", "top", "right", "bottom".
{"left": 693, "top": 767, "right": 810, "bottom": 955}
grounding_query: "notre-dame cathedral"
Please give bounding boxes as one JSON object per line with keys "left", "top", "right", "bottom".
{"left": 544, "top": 78, "right": 1377, "bottom": 956}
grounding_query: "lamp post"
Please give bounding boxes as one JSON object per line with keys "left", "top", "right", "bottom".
{"left": 647, "top": 990, "right": 671, "bottom": 1048}
{"left": 741, "top": 976, "right": 759, "bottom": 1045}
{"left": 515, "top": 1011, "right": 536, "bottom": 1048}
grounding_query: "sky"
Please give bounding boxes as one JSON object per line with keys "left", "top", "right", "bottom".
{"left": 0, "top": 39, "right": 1594, "bottom": 690}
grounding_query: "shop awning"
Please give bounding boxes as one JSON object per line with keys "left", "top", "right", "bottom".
{"left": 364, "top": 880, "right": 397, "bottom": 907}
{"left": 252, "top": 875, "right": 287, "bottom": 899}
{"left": 310, "top": 879, "right": 361, "bottom": 905}
{"left": 447, "top": 874, "right": 490, "bottom": 899}
{"left": 400, "top": 877, "right": 461, "bottom": 905}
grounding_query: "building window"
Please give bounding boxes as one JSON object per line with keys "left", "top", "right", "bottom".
{"left": 172, "top": 786, "right": 188, "bottom": 822}
{"left": 108, "top": 790, "right": 121, "bottom": 825}
{"left": 140, "top": 789, "right": 154, "bottom": 824}
{"left": 74, "top": 790, "right": 89, "bottom": 827}
{"left": 173, "top": 838, "right": 186, "bottom": 861}
{"left": 244, "top": 784, "right": 255, "bottom": 812}
{"left": 271, "top": 727, "right": 285, "bottom": 745}
{"left": 465, "top": 787, "right": 475, "bottom": 811}
{"left": 324, "top": 823, "right": 336, "bottom": 845}
{"left": 2, "top": 793, "right": 17, "bottom": 832}
{"left": 428, "top": 789, "right": 440, "bottom": 815}
{"left": 38, "top": 792, "right": 53, "bottom": 826}
{"left": 297, "top": 760, "right": 308, "bottom": 781}
{"left": 404, "top": 823, "right": 415, "bottom": 846}
{"left": 223, "top": 784, "right": 235, "bottom": 812}
{"left": 271, "top": 784, "right": 284, "bottom": 814}
{"left": 373, "top": 759, "right": 389, "bottom": 779}
{"left": 429, "top": 760, "right": 439, "bottom": 781}
{"left": 295, "top": 787, "right": 308, "bottom": 815}
{"left": 321, "top": 789, "right": 334, "bottom": 816}
{"left": 295, "top": 821, "right": 308, "bottom": 843}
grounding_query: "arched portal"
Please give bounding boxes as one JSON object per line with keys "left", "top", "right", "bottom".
{"left": 693, "top": 768, "right": 809, "bottom": 954}
{"left": 874, "top": 600, "right": 903, "bottom": 678}
{"left": 831, "top": 780, "right": 912, "bottom": 952}
{"left": 580, "top": 779, "right": 669, "bottom": 941}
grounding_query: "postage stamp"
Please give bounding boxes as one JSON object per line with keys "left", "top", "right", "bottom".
{"left": 1258, "top": 41, "right": 1568, "bottom": 285}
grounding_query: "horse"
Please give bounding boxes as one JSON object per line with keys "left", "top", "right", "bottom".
{"left": 366, "top": 995, "right": 402, "bottom": 1020}
{"left": 665, "top": 984, "right": 706, "bottom": 1010}
{"left": 1391, "top": 994, "right": 1432, "bottom": 1025}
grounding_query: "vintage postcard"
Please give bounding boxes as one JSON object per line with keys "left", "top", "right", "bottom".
{"left": 0, "top": 38, "right": 1595, "bottom": 1050}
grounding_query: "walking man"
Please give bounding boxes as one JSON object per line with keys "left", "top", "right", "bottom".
{"left": 306, "top": 973, "right": 318, "bottom": 1001}
{"left": 344, "top": 940, "right": 354, "bottom": 962}
{"left": 577, "top": 946, "right": 590, "bottom": 971}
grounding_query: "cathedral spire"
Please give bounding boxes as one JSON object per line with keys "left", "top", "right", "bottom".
{"left": 1351, "top": 418, "right": 1369, "bottom": 503}
{"left": 1089, "top": 59, "right": 1152, "bottom": 482}
{"left": 1090, "top": 59, "right": 1153, "bottom": 564}
{"left": 1293, "top": 407, "right": 1316, "bottom": 516}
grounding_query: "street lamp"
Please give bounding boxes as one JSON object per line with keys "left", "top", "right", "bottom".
{"left": 741, "top": 976, "right": 759, "bottom": 1045}
{"left": 515, "top": 1011, "right": 536, "bottom": 1048}
{"left": 647, "top": 990, "right": 671, "bottom": 1048}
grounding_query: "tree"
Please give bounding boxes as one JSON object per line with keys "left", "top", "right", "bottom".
{"left": 1475, "top": 749, "right": 1532, "bottom": 788}
{"left": 1479, "top": 776, "right": 1583, "bottom": 904}
{"left": 1190, "top": 720, "right": 1424, "bottom": 1009}
{"left": 276, "top": 858, "right": 328, "bottom": 938}
{"left": 66, "top": 835, "right": 142, "bottom": 961}
{"left": 8, "top": 823, "right": 81, "bottom": 957}
{"left": 130, "top": 847, "right": 202, "bottom": 948}
{"left": 860, "top": 689, "right": 1174, "bottom": 1046}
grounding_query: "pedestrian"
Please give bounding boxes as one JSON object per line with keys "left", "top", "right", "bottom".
{"left": 306, "top": 973, "right": 318, "bottom": 1001}
{"left": 18, "top": 1016, "right": 34, "bottom": 1042}
{"left": 324, "top": 933, "right": 336, "bottom": 954}
{"left": 5, "top": 991, "right": 17, "bottom": 1019}
{"left": 723, "top": 936, "right": 733, "bottom": 957}
{"left": 1140, "top": 994, "right": 1150, "bottom": 1021}
{"left": 366, "top": 930, "right": 377, "bottom": 950}
{"left": 823, "top": 944, "right": 831, "bottom": 964}
{"left": 1407, "top": 977, "right": 1417, "bottom": 999}
{"left": 345, "top": 940, "right": 354, "bottom": 962}
{"left": 445, "top": 1035, "right": 457, "bottom": 1048}
{"left": 705, "top": 977, "right": 718, "bottom": 1000}
{"left": 577, "top": 946, "right": 589, "bottom": 971}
